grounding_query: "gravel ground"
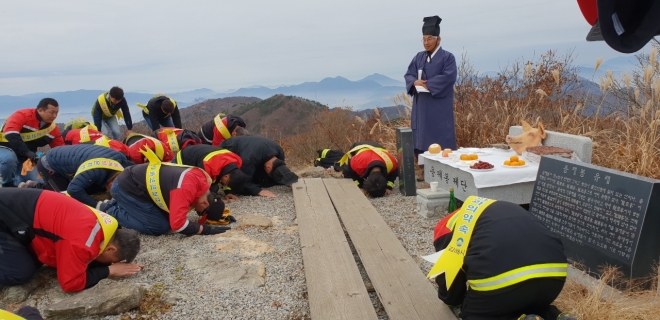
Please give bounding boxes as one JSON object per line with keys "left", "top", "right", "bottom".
{"left": 10, "top": 179, "right": 448, "bottom": 320}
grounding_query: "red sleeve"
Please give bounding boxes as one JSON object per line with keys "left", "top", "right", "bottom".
{"left": 212, "top": 127, "right": 223, "bottom": 147}
{"left": 3, "top": 111, "right": 26, "bottom": 134}
{"left": 55, "top": 240, "right": 96, "bottom": 292}
{"left": 168, "top": 169, "right": 210, "bottom": 232}
{"left": 49, "top": 127, "right": 65, "bottom": 148}
{"left": 433, "top": 209, "right": 460, "bottom": 242}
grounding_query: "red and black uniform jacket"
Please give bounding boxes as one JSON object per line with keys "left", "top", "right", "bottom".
{"left": 116, "top": 164, "right": 210, "bottom": 235}
{"left": 64, "top": 128, "right": 104, "bottom": 145}
{"left": 0, "top": 108, "right": 64, "bottom": 162}
{"left": 177, "top": 144, "right": 242, "bottom": 193}
{"left": 124, "top": 135, "right": 174, "bottom": 164}
{"left": 199, "top": 115, "right": 246, "bottom": 146}
{"left": 432, "top": 201, "right": 567, "bottom": 306}
{"left": 155, "top": 128, "right": 202, "bottom": 152}
{"left": 342, "top": 141, "right": 398, "bottom": 190}
{"left": 0, "top": 188, "right": 111, "bottom": 292}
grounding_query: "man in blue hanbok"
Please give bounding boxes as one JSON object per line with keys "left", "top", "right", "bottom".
{"left": 405, "top": 15, "right": 458, "bottom": 160}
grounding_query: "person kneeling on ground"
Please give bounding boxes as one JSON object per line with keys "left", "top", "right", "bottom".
{"left": 339, "top": 142, "right": 398, "bottom": 197}
{"left": 175, "top": 144, "right": 250, "bottom": 200}
{"left": 123, "top": 133, "right": 174, "bottom": 164}
{"left": 63, "top": 125, "right": 105, "bottom": 145}
{"left": 314, "top": 148, "right": 343, "bottom": 172}
{"left": 137, "top": 95, "right": 182, "bottom": 132}
{"left": 431, "top": 197, "right": 575, "bottom": 320}
{"left": 30, "top": 144, "right": 132, "bottom": 210}
{"left": 103, "top": 152, "right": 230, "bottom": 236}
{"left": 155, "top": 127, "right": 202, "bottom": 154}
{"left": 198, "top": 113, "right": 248, "bottom": 146}
{"left": 220, "top": 135, "right": 298, "bottom": 198}
{"left": 0, "top": 189, "right": 142, "bottom": 293}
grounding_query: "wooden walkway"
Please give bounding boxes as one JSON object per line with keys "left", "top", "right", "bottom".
{"left": 292, "top": 178, "right": 456, "bottom": 320}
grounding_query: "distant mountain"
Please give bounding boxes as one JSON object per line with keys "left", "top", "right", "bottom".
{"left": 213, "top": 74, "right": 405, "bottom": 110}
{"left": 0, "top": 89, "right": 221, "bottom": 123}
{"left": 353, "top": 105, "right": 410, "bottom": 121}
{"left": 167, "top": 95, "right": 327, "bottom": 139}
{"left": 0, "top": 74, "right": 406, "bottom": 123}
{"left": 577, "top": 56, "right": 639, "bottom": 79}
{"left": 359, "top": 73, "right": 405, "bottom": 87}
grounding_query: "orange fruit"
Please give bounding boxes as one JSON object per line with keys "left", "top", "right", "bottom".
{"left": 510, "top": 155, "right": 519, "bottom": 162}
{"left": 510, "top": 161, "right": 520, "bottom": 166}
{"left": 518, "top": 160, "right": 526, "bottom": 166}
{"left": 460, "top": 154, "right": 469, "bottom": 161}
{"left": 470, "top": 154, "right": 478, "bottom": 160}
{"left": 504, "top": 160, "right": 511, "bottom": 165}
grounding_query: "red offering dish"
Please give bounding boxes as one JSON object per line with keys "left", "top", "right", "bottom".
{"left": 469, "top": 161, "right": 494, "bottom": 170}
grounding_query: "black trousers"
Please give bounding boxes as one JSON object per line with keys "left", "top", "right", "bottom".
{"left": 459, "top": 278, "right": 565, "bottom": 320}
{"left": 37, "top": 159, "right": 70, "bottom": 192}
{"left": 0, "top": 232, "right": 41, "bottom": 286}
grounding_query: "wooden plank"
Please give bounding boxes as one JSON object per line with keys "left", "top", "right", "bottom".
{"left": 292, "top": 179, "right": 378, "bottom": 320}
{"left": 323, "top": 178, "right": 456, "bottom": 320}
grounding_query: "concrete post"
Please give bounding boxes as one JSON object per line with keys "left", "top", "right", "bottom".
{"left": 396, "top": 128, "right": 416, "bottom": 196}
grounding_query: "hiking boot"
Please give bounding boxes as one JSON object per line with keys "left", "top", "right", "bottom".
{"left": 18, "top": 180, "right": 39, "bottom": 188}
{"left": 98, "top": 199, "right": 117, "bottom": 212}
{"left": 518, "top": 315, "right": 543, "bottom": 320}
{"left": 557, "top": 313, "right": 577, "bottom": 320}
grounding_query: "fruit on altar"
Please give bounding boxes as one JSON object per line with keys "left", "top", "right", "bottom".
{"left": 442, "top": 149, "right": 452, "bottom": 157}
{"left": 428, "top": 143, "right": 442, "bottom": 154}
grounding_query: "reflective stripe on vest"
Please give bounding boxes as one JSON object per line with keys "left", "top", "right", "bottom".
{"left": 97, "top": 93, "right": 124, "bottom": 120}
{"left": 203, "top": 149, "right": 232, "bottom": 162}
{"left": 213, "top": 115, "right": 232, "bottom": 140}
{"left": 126, "top": 133, "right": 165, "bottom": 160}
{"left": 0, "top": 121, "right": 57, "bottom": 143}
{"left": 469, "top": 263, "right": 568, "bottom": 291}
{"left": 74, "top": 158, "right": 124, "bottom": 177}
{"left": 137, "top": 94, "right": 177, "bottom": 115}
{"left": 316, "top": 149, "right": 330, "bottom": 161}
{"left": 339, "top": 144, "right": 394, "bottom": 173}
{"left": 144, "top": 148, "right": 211, "bottom": 213}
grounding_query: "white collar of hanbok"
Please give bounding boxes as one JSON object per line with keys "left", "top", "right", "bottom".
{"left": 427, "top": 45, "right": 441, "bottom": 62}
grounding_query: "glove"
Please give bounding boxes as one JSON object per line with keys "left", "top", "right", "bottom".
{"left": 200, "top": 225, "right": 230, "bottom": 235}
{"left": 26, "top": 151, "right": 38, "bottom": 163}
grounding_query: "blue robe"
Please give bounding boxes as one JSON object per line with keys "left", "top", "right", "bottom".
{"left": 404, "top": 47, "right": 458, "bottom": 151}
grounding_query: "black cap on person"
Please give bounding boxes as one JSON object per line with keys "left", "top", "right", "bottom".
{"left": 422, "top": 16, "right": 442, "bottom": 36}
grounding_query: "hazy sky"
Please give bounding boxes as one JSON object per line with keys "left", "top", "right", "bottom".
{"left": 0, "top": 0, "right": 645, "bottom": 95}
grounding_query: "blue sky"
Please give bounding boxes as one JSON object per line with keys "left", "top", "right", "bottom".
{"left": 0, "top": 0, "right": 647, "bottom": 95}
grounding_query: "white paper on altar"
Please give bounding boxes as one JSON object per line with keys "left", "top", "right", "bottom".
{"left": 419, "top": 148, "right": 540, "bottom": 189}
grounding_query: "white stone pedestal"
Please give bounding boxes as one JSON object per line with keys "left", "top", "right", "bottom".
{"left": 416, "top": 188, "right": 450, "bottom": 219}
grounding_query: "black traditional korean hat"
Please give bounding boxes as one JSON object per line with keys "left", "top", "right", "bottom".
{"left": 422, "top": 16, "right": 442, "bottom": 37}
{"left": 579, "top": 0, "right": 660, "bottom": 53}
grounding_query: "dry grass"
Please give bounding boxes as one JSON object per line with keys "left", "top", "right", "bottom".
{"left": 283, "top": 47, "right": 660, "bottom": 180}
{"left": 555, "top": 267, "right": 660, "bottom": 320}
{"left": 280, "top": 47, "right": 660, "bottom": 319}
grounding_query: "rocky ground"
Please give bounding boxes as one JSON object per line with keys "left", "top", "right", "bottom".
{"left": 0, "top": 167, "right": 443, "bottom": 320}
